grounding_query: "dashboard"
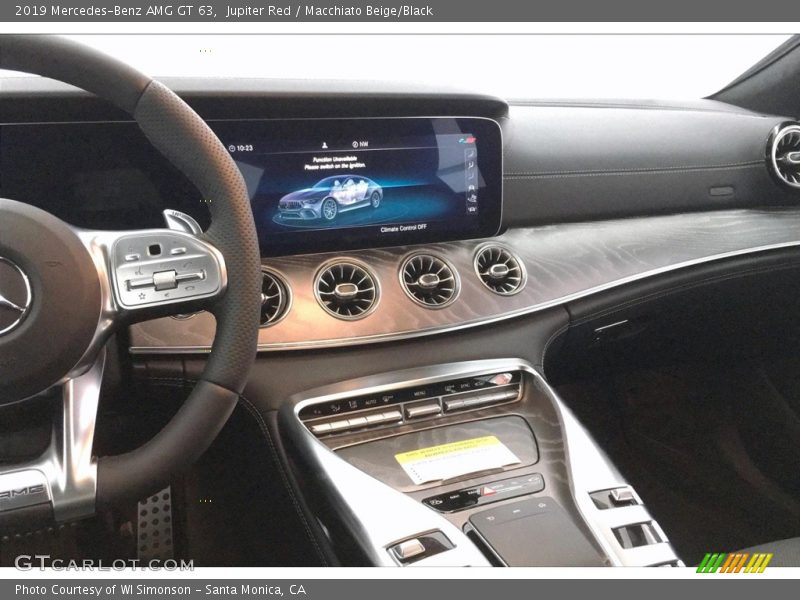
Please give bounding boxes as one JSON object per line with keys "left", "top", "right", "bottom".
{"left": 4, "top": 73, "right": 800, "bottom": 569}
{"left": 1, "top": 77, "right": 799, "bottom": 354}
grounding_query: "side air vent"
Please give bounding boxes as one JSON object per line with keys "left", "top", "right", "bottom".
{"left": 474, "top": 246, "right": 526, "bottom": 295}
{"left": 769, "top": 123, "right": 800, "bottom": 188}
{"left": 260, "top": 269, "right": 291, "bottom": 327}
{"left": 315, "top": 261, "right": 379, "bottom": 320}
{"left": 400, "top": 254, "right": 459, "bottom": 308}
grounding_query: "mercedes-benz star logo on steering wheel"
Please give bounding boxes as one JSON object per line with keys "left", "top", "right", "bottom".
{"left": 0, "top": 257, "right": 32, "bottom": 336}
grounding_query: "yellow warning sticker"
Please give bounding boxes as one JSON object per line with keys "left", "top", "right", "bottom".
{"left": 395, "top": 435, "right": 520, "bottom": 485}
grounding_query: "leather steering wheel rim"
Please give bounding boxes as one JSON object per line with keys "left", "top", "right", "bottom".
{"left": 0, "top": 35, "right": 262, "bottom": 506}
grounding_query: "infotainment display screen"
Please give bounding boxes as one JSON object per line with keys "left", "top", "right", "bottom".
{"left": 212, "top": 117, "right": 503, "bottom": 256}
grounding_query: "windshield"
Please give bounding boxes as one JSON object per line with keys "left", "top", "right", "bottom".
{"left": 1, "top": 34, "right": 790, "bottom": 100}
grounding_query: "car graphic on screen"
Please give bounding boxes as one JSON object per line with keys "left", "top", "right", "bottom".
{"left": 277, "top": 176, "right": 384, "bottom": 221}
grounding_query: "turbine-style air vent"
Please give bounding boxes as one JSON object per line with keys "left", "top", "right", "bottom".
{"left": 315, "top": 262, "right": 378, "bottom": 320}
{"left": 400, "top": 254, "right": 459, "bottom": 308}
{"left": 475, "top": 246, "right": 526, "bottom": 295}
{"left": 260, "top": 269, "right": 291, "bottom": 327}
{"left": 769, "top": 123, "right": 800, "bottom": 188}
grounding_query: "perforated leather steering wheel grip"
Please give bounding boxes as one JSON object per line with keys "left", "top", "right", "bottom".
{"left": 0, "top": 35, "right": 261, "bottom": 505}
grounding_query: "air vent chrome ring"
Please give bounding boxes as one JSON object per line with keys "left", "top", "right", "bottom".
{"left": 769, "top": 122, "right": 800, "bottom": 189}
{"left": 260, "top": 268, "right": 292, "bottom": 327}
{"left": 474, "top": 244, "right": 527, "bottom": 296}
{"left": 314, "top": 260, "right": 379, "bottom": 320}
{"left": 399, "top": 253, "right": 460, "bottom": 309}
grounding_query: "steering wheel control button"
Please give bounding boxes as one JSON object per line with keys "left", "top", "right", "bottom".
{"left": 153, "top": 270, "right": 179, "bottom": 291}
{"left": 175, "top": 271, "right": 205, "bottom": 284}
{"left": 111, "top": 231, "right": 224, "bottom": 309}
{"left": 127, "top": 276, "right": 155, "bottom": 290}
{"left": 423, "top": 473, "right": 545, "bottom": 513}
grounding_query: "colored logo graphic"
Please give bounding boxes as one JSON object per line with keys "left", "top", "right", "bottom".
{"left": 697, "top": 552, "right": 773, "bottom": 573}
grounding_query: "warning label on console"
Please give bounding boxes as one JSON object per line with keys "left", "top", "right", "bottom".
{"left": 394, "top": 435, "right": 521, "bottom": 485}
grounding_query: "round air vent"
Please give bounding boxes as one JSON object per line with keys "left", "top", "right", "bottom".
{"left": 314, "top": 261, "right": 378, "bottom": 320}
{"left": 769, "top": 123, "right": 800, "bottom": 188}
{"left": 260, "top": 269, "right": 291, "bottom": 327}
{"left": 474, "top": 245, "right": 526, "bottom": 295}
{"left": 400, "top": 254, "right": 459, "bottom": 308}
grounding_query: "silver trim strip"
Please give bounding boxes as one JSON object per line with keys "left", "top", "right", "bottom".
{"left": 131, "top": 235, "right": 800, "bottom": 354}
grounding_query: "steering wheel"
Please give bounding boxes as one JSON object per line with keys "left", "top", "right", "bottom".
{"left": 0, "top": 36, "right": 261, "bottom": 524}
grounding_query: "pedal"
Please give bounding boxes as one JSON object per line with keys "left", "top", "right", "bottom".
{"left": 137, "top": 486, "right": 174, "bottom": 562}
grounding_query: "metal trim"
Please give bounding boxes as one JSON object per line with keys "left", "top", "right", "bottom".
{"left": 313, "top": 258, "right": 381, "bottom": 321}
{"left": 398, "top": 252, "right": 461, "bottom": 310}
{"left": 768, "top": 121, "right": 800, "bottom": 189}
{"left": 259, "top": 266, "right": 293, "bottom": 328}
{"left": 285, "top": 358, "right": 681, "bottom": 567}
{"left": 0, "top": 256, "right": 33, "bottom": 336}
{"left": 473, "top": 242, "right": 528, "bottom": 297}
{"left": 131, "top": 236, "right": 800, "bottom": 354}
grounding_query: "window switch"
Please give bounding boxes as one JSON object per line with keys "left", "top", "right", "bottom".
{"left": 590, "top": 487, "right": 639, "bottom": 510}
{"left": 611, "top": 488, "right": 637, "bottom": 506}
{"left": 613, "top": 522, "right": 663, "bottom": 549}
{"left": 388, "top": 531, "right": 454, "bottom": 564}
{"left": 392, "top": 538, "right": 426, "bottom": 561}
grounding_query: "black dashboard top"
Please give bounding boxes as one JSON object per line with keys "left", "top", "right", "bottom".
{"left": 0, "top": 75, "right": 794, "bottom": 234}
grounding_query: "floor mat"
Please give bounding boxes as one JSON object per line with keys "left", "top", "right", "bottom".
{"left": 558, "top": 361, "right": 800, "bottom": 565}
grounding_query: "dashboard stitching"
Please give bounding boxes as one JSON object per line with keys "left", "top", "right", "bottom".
{"left": 504, "top": 162, "right": 763, "bottom": 178}
{"left": 540, "top": 323, "right": 569, "bottom": 377}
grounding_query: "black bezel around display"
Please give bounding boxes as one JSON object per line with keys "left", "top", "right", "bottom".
{"left": 212, "top": 117, "right": 503, "bottom": 257}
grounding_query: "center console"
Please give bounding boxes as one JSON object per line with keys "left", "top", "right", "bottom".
{"left": 280, "top": 359, "right": 683, "bottom": 567}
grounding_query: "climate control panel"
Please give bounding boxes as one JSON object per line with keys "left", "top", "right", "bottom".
{"left": 299, "top": 370, "right": 523, "bottom": 437}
